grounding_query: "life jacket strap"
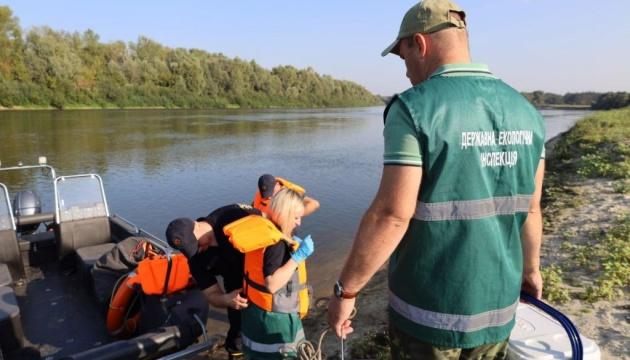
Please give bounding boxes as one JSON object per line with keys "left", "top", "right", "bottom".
{"left": 245, "top": 274, "right": 271, "bottom": 294}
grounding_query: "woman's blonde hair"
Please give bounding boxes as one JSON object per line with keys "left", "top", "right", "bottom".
{"left": 269, "top": 188, "right": 305, "bottom": 235}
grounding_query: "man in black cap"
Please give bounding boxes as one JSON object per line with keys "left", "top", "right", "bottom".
{"left": 166, "top": 203, "right": 261, "bottom": 357}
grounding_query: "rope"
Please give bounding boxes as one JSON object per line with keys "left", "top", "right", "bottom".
{"left": 108, "top": 273, "right": 128, "bottom": 309}
{"left": 296, "top": 329, "right": 330, "bottom": 360}
{"left": 295, "top": 297, "right": 357, "bottom": 360}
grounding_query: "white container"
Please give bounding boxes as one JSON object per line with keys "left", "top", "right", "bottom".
{"left": 508, "top": 303, "right": 601, "bottom": 360}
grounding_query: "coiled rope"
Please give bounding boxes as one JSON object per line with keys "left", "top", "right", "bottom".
{"left": 296, "top": 297, "right": 357, "bottom": 360}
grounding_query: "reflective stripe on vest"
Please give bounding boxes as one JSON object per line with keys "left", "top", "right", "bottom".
{"left": 242, "top": 329, "right": 305, "bottom": 353}
{"left": 389, "top": 290, "right": 519, "bottom": 332}
{"left": 414, "top": 195, "right": 532, "bottom": 221}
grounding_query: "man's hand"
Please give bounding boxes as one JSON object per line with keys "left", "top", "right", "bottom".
{"left": 223, "top": 288, "right": 249, "bottom": 310}
{"left": 521, "top": 269, "right": 543, "bottom": 299}
{"left": 327, "top": 296, "right": 355, "bottom": 339}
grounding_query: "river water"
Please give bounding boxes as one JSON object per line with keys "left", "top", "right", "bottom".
{"left": 0, "top": 107, "right": 589, "bottom": 294}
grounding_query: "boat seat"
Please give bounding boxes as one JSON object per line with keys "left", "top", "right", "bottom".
{"left": 0, "top": 285, "right": 24, "bottom": 352}
{"left": 0, "top": 229, "right": 25, "bottom": 282}
{"left": 58, "top": 216, "right": 111, "bottom": 259}
{"left": 19, "top": 230, "right": 57, "bottom": 251}
{"left": 76, "top": 243, "right": 116, "bottom": 280}
{"left": 0, "top": 263, "right": 12, "bottom": 287}
{"left": 18, "top": 231, "right": 57, "bottom": 267}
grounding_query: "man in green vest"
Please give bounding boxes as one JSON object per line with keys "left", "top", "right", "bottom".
{"left": 328, "top": 1, "right": 545, "bottom": 359}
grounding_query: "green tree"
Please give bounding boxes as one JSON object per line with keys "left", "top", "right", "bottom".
{"left": 592, "top": 92, "right": 630, "bottom": 110}
{"left": 0, "top": 6, "right": 382, "bottom": 109}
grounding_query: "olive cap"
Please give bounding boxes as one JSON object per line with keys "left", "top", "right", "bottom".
{"left": 382, "top": 0, "right": 466, "bottom": 56}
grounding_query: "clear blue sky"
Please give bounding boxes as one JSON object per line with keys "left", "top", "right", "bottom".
{"left": 2, "top": 0, "right": 629, "bottom": 96}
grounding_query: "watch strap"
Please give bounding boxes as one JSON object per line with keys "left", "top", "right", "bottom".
{"left": 335, "top": 280, "right": 359, "bottom": 299}
{"left": 340, "top": 289, "right": 358, "bottom": 299}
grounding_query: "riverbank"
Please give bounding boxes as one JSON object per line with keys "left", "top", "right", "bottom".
{"left": 540, "top": 104, "right": 592, "bottom": 110}
{"left": 0, "top": 105, "right": 177, "bottom": 111}
{"left": 0, "top": 103, "right": 585, "bottom": 112}
{"left": 0, "top": 103, "right": 383, "bottom": 111}
{"left": 300, "top": 108, "right": 630, "bottom": 359}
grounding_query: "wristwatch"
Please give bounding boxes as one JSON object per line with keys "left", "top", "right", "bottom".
{"left": 334, "top": 280, "right": 358, "bottom": 299}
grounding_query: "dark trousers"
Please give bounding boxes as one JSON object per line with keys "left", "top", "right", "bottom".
{"left": 227, "top": 307, "right": 241, "bottom": 341}
{"left": 224, "top": 276, "right": 243, "bottom": 344}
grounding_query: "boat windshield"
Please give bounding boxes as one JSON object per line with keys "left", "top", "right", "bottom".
{"left": 56, "top": 175, "right": 108, "bottom": 222}
{"left": 0, "top": 183, "right": 14, "bottom": 230}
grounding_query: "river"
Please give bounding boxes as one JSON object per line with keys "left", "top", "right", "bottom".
{"left": 0, "top": 107, "right": 589, "bottom": 295}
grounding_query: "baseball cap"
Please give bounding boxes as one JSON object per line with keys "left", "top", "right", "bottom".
{"left": 165, "top": 217, "right": 198, "bottom": 258}
{"left": 381, "top": 0, "right": 466, "bottom": 57}
{"left": 258, "top": 174, "right": 276, "bottom": 198}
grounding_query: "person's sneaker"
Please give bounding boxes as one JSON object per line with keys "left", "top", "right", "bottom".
{"left": 225, "top": 336, "right": 243, "bottom": 358}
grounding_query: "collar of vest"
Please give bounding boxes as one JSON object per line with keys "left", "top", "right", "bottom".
{"left": 428, "top": 63, "right": 494, "bottom": 79}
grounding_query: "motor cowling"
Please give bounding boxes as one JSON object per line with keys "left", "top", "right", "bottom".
{"left": 13, "top": 190, "right": 42, "bottom": 234}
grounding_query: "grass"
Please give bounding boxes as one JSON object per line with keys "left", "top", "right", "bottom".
{"left": 550, "top": 107, "right": 630, "bottom": 179}
{"left": 583, "top": 215, "right": 630, "bottom": 302}
{"left": 348, "top": 330, "right": 391, "bottom": 360}
{"left": 543, "top": 107, "right": 630, "bottom": 303}
{"left": 613, "top": 180, "right": 630, "bottom": 194}
{"left": 541, "top": 264, "right": 571, "bottom": 304}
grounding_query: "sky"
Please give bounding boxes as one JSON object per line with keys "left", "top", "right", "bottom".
{"left": 2, "top": 0, "right": 629, "bottom": 96}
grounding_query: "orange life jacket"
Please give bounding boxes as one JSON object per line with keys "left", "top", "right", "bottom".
{"left": 128, "top": 253, "right": 191, "bottom": 295}
{"left": 224, "top": 215, "right": 310, "bottom": 318}
{"left": 106, "top": 242, "right": 192, "bottom": 338}
{"left": 275, "top": 177, "right": 306, "bottom": 195}
{"left": 252, "top": 177, "right": 306, "bottom": 213}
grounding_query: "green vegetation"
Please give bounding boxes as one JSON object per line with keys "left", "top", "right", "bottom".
{"left": 521, "top": 91, "right": 630, "bottom": 110}
{"left": 540, "top": 264, "right": 571, "bottom": 304}
{"left": 0, "top": 6, "right": 381, "bottom": 110}
{"left": 543, "top": 107, "right": 630, "bottom": 303}
{"left": 583, "top": 216, "right": 630, "bottom": 302}
{"left": 551, "top": 107, "right": 630, "bottom": 179}
{"left": 349, "top": 330, "right": 390, "bottom": 360}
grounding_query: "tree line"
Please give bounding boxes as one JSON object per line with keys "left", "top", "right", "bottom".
{"left": 521, "top": 91, "right": 630, "bottom": 110}
{"left": 0, "top": 7, "right": 382, "bottom": 110}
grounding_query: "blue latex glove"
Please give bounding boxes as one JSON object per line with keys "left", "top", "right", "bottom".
{"left": 292, "top": 235, "right": 304, "bottom": 245}
{"left": 291, "top": 235, "right": 314, "bottom": 263}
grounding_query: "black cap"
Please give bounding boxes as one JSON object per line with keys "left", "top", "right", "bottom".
{"left": 258, "top": 174, "right": 276, "bottom": 198}
{"left": 165, "top": 217, "right": 198, "bottom": 258}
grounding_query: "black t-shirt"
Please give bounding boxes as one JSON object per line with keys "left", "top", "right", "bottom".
{"left": 189, "top": 203, "right": 260, "bottom": 291}
{"left": 263, "top": 240, "right": 292, "bottom": 277}
{"left": 188, "top": 247, "right": 221, "bottom": 290}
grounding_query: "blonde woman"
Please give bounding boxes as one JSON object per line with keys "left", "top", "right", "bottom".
{"left": 241, "top": 188, "right": 314, "bottom": 359}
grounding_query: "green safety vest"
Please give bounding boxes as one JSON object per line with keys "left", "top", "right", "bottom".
{"left": 385, "top": 64, "right": 545, "bottom": 348}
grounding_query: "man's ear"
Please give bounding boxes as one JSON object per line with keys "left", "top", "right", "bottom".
{"left": 413, "top": 33, "right": 428, "bottom": 58}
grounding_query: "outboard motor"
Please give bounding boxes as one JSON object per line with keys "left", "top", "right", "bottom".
{"left": 13, "top": 190, "right": 42, "bottom": 234}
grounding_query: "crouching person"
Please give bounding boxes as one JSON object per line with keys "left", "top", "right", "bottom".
{"left": 227, "top": 188, "right": 314, "bottom": 359}
{"left": 165, "top": 204, "right": 260, "bottom": 357}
